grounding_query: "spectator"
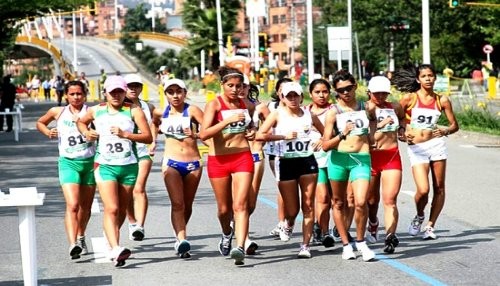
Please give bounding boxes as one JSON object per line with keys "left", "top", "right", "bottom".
{"left": 0, "top": 75, "right": 16, "bottom": 132}
{"left": 42, "top": 78, "right": 51, "bottom": 101}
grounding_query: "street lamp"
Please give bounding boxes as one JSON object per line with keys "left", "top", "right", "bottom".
{"left": 317, "top": 25, "right": 327, "bottom": 77}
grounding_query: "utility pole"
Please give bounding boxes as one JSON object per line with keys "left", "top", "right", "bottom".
{"left": 422, "top": 0, "right": 431, "bottom": 64}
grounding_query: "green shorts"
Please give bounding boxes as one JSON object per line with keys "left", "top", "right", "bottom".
{"left": 95, "top": 163, "right": 138, "bottom": 186}
{"left": 58, "top": 156, "right": 96, "bottom": 185}
{"left": 317, "top": 167, "right": 329, "bottom": 184}
{"left": 327, "top": 150, "right": 371, "bottom": 182}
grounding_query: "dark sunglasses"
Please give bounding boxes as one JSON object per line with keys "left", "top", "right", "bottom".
{"left": 335, "top": 85, "right": 355, "bottom": 94}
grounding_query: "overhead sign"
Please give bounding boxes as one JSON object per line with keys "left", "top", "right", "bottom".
{"left": 327, "top": 26, "right": 352, "bottom": 61}
{"left": 483, "top": 44, "right": 494, "bottom": 54}
{"left": 246, "top": 0, "right": 267, "bottom": 18}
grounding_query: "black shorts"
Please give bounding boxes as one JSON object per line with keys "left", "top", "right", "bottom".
{"left": 275, "top": 154, "right": 318, "bottom": 181}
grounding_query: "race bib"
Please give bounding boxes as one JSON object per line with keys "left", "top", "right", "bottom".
{"left": 376, "top": 108, "right": 399, "bottom": 132}
{"left": 410, "top": 108, "right": 441, "bottom": 130}
{"left": 221, "top": 109, "right": 251, "bottom": 134}
{"left": 160, "top": 116, "right": 191, "bottom": 139}
{"left": 336, "top": 111, "right": 369, "bottom": 136}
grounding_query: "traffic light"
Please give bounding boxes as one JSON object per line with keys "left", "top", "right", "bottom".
{"left": 449, "top": 0, "right": 459, "bottom": 8}
{"left": 258, "top": 33, "right": 268, "bottom": 52}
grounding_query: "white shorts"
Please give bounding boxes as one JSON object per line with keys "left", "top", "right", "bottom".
{"left": 407, "top": 137, "right": 447, "bottom": 166}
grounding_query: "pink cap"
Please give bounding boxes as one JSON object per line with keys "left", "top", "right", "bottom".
{"left": 104, "top": 75, "right": 127, "bottom": 92}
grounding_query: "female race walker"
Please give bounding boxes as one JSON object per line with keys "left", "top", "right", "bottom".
{"left": 77, "top": 75, "right": 152, "bottom": 267}
{"left": 322, "top": 70, "right": 376, "bottom": 262}
{"left": 124, "top": 74, "right": 156, "bottom": 241}
{"left": 306, "top": 78, "right": 335, "bottom": 248}
{"left": 36, "top": 80, "right": 96, "bottom": 260}
{"left": 257, "top": 81, "right": 324, "bottom": 258}
{"left": 238, "top": 77, "right": 270, "bottom": 255}
{"left": 365, "top": 76, "right": 405, "bottom": 253}
{"left": 267, "top": 77, "right": 292, "bottom": 237}
{"left": 199, "top": 67, "right": 255, "bottom": 265}
{"left": 154, "top": 78, "right": 204, "bottom": 258}
{"left": 393, "top": 64, "right": 459, "bottom": 240}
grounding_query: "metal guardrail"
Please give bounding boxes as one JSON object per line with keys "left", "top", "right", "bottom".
{"left": 98, "top": 32, "right": 187, "bottom": 47}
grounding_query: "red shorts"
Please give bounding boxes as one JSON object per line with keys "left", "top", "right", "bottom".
{"left": 370, "top": 147, "right": 402, "bottom": 176}
{"left": 207, "top": 151, "right": 254, "bottom": 178}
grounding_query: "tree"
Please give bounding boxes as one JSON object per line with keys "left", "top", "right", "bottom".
{"left": 122, "top": 3, "right": 167, "bottom": 33}
{"left": 304, "top": 0, "right": 500, "bottom": 78}
{"left": 0, "top": 0, "right": 93, "bottom": 75}
{"left": 182, "top": 0, "right": 241, "bottom": 70}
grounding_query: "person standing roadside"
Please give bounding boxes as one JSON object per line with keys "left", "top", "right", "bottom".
{"left": 42, "top": 78, "right": 51, "bottom": 101}
{"left": 77, "top": 75, "right": 153, "bottom": 267}
{"left": 393, "top": 63, "right": 459, "bottom": 240}
{"left": 365, "top": 76, "right": 405, "bottom": 253}
{"left": 36, "top": 80, "right": 96, "bottom": 259}
{"left": 54, "top": 76, "right": 65, "bottom": 106}
{"left": 0, "top": 75, "right": 16, "bottom": 132}
{"left": 198, "top": 67, "right": 255, "bottom": 266}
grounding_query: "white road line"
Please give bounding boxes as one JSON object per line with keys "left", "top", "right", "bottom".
{"left": 91, "top": 237, "right": 111, "bottom": 264}
{"left": 401, "top": 190, "right": 415, "bottom": 197}
{"left": 459, "top": 144, "right": 477, "bottom": 148}
{"left": 91, "top": 198, "right": 100, "bottom": 213}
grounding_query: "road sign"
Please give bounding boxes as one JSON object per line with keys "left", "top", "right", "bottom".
{"left": 483, "top": 44, "right": 494, "bottom": 54}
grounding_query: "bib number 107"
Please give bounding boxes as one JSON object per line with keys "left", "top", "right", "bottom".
{"left": 286, "top": 141, "right": 310, "bottom": 153}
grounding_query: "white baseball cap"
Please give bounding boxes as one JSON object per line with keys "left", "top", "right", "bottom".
{"left": 368, "top": 76, "right": 391, "bottom": 93}
{"left": 124, "top": 74, "right": 143, "bottom": 85}
{"left": 163, "top": 78, "right": 186, "bottom": 91}
{"left": 281, "top": 82, "right": 303, "bottom": 96}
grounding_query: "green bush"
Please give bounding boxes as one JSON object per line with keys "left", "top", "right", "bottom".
{"left": 438, "top": 108, "right": 500, "bottom": 136}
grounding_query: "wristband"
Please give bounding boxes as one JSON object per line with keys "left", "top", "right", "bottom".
{"left": 338, "top": 131, "right": 346, "bottom": 141}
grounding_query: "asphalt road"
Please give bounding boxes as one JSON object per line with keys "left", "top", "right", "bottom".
{"left": 0, "top": 100, "right": 499, "bottom": 286}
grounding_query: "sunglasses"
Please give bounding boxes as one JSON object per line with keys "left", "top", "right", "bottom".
{"left": 335, "top": 85, "right": 355, "bottom": 94}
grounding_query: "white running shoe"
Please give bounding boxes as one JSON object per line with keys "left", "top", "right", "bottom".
{"left": 69, "top": 243, "right": 82, "bottom": 260}
{"left": 408, "top": 215, "right": 424, "bottom": 236}
{"left": 111, "top": 246, "right": 131, "bottom": 267}
{"left": 297, "top": 244, "right": 312, "bottom": 259}
{"left": 244, "top": 239, "right": 259, "bottom": 255}
{"left": 77, "top": 235, "right": 88, "bottom": 255}
{"left": 342, "top": 243, "right": 356, "bottom": 260}
{"left": 366, "top": 219, "right": 379, "bottom": 244}
{"left": 280, "top": 223, "right": 293, "bottom": 242}
{"left": 422, "top": 226, "right": 437, "bottom": 240}
{"left": 269, "top": 222, "right": 282, "bottom": 237}
{"left": 128, "top": 224, "right": 145, "bottom": 241}
{"left": 356, "top": 241, "right": 376, "bottom": 262}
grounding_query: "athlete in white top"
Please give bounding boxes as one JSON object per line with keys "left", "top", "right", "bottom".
{"left": 36, "top": 80, "right": 96, "bottom": 260}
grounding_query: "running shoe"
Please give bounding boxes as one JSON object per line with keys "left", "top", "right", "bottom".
{"left": 366, "top": 219, "right": 379, "bottom": 244}
{"left": 322, "top": 234, "right": 335, "bottom": 248}
{"left": 218, "top": 230, "right": 233, "bottom": 256}
{"left": 111, "top": 246, "right": 131, "bottom": 267}
{"left": 408, "top": 215, "right": 424, "bottom": 236}
{"left": 331, "top": 226, "right": 342, "bottom": 243}
{"left": 269, "top": 222, "right": 282, "bottom": 237}
{"left": 280, "top": 223, "right": 293, "bottom": 242}
{"left": 77, "top": 236, "right": 88, "bottom": 255}
{"left": 356, "top": 241, "right": 376, "bottom": 262}
{"left": 230, "top": 247, "right": 245, "bottom": 265}
{"left": 244, "top": 240, "right": 259, "bottom": 255}
{"left": 175, "top": 239, "right": 191, "bottom": 258}
{"left": 129, "top": 225, "right": 145, "bottom": 241}
{"left": 341, "top": 243, "right": 356, "bottom": 260}
{"left": 423, "top": 226, "right": 437, "bottom": 240}
{"left": 69, "top": 243, "right": 82, "bottom": 260}
{"left": 297, "top": 244, "right": 312, "bottom": 259}
{"left": 383, "top": 233, "right": 400, "bottom": 254}
{"left": 312, "top": 222, "right": 322, "bottom": 245}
